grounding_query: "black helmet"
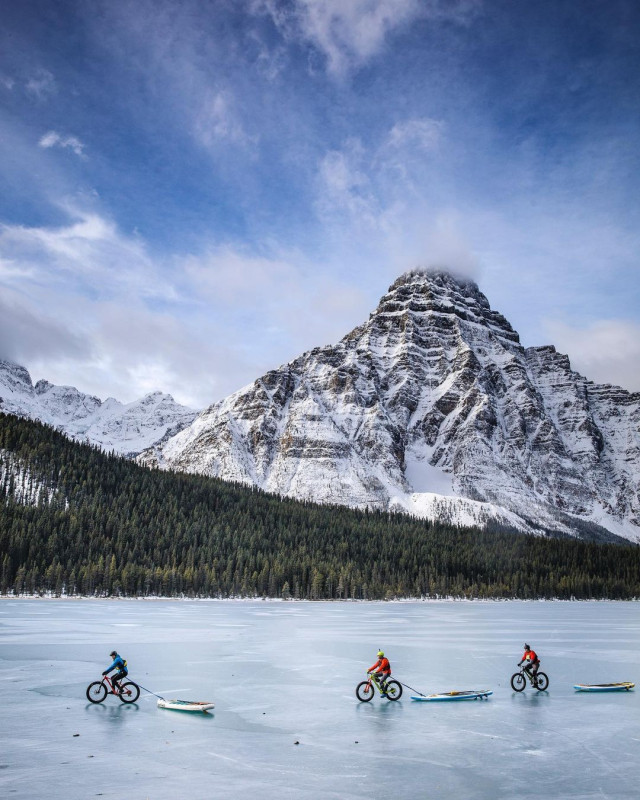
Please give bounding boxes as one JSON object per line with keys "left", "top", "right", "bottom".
{"left": 524, "top": 643, "right": 530, "bottom": 650}
{"left": 110, "top": 650, "right": 117, "bottom": 657}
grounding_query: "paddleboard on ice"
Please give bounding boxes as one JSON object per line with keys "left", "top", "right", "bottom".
{"left": 573, "top": 683, "right": 634, "bottom": 692}
{"left": 411, "top": 690, "right": 493, "bottom": 702}
{"left": 158, "top": 699, "right": 215, "bottom": 712}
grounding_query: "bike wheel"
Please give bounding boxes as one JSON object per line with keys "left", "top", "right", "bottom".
{"left": 510, "top": 673, "right": 526, "bottom": 692}
{"left": 356, "top": 681, "right": 375, "bottom": 702}
{"left": 534, "top": 672, "right": 549, "bottom": 691}
{"left": 384, "top": 680, "right": 403, "bottom": 701}
{"left": 118, "top": 681, "right": 140, "bottom": 704}
{"left": 86, "top": 681, "right": 108, "bottom": 703}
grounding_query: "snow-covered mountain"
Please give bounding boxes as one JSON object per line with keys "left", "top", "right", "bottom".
{"left": 0, "top": 360, "right": 198, "bottom": 456}
{"left": 139, "top": 270, "right": 640, "bottom": 542}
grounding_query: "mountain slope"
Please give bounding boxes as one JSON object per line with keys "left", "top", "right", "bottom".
{"left": 0, "top": 359, "right": 197, "bottom": 456}
{"left": 140, "top": 270, "right": 640, "bottom": 543}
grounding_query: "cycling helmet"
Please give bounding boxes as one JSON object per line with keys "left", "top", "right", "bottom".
{"left": 110, "top": 650, "right": 117, "bottom": 657}
{"left": 524, "top": 644, "right": 530, "bottom": 650}
{"left": 377, "top": 650, "right": 384, "bottom": 658}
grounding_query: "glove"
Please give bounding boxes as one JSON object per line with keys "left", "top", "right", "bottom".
{"left": 102, "top": 671, "right": 107, "bottom": 675}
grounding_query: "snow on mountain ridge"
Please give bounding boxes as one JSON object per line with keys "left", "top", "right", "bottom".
{"left": 0, "top": 359, "right": 198, "bottom": 456}
{"left": 140, "top": 268, "right": 640, "bottom": 542}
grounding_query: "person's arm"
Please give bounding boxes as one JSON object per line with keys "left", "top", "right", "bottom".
{"left": 102, "top": 658, "right": 117, "bottom": 675}
{"left": 368, "top": 659, "right": 381, "bottom": 673}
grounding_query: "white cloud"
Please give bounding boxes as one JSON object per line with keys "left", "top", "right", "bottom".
{"left": 194, "top": 89, "right": 257, "bottom": 149}
{"left": 25, "top": 69, "right": 56, "bottom": 99}
{"left": 544, "top": 319, "right": 640, "bottom": 393}
{"left": 0, "top": 206, "right": 168, "bottom": 300}
{"left": 317, "top": 139, "right": 380, "bottom": 225}
{"left": 182, "top": 246, "right": 301, "bottom": 303}
{"left": 0, "top": 204, "right": 372, "bottom": 407}
{"left": 0, "top": 290, "right": 90, "bottom": 365}
{"left": 0, "top": 208, "right": 222, "bottom": 406}
{"left": 313, "top": 127, "right": 480, "bottom": 283}
{"left": 39, "top": 130, "right": 87, "bottom": 158}
{"left": 386, "top": 118, "right": 444, "bottom": 151}
{"left": 316, "top": 116, "right": 446, "bottom": 230}
{"left": 178, "top": 242, "right": 374, "bottom": 379}
{"left": 256, "top": 0, "right": 480, "bottom": 76}
{"left": 294, "top": 0, "right": 422, "bottom": 75}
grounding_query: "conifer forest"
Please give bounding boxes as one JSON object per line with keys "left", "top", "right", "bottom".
{"left": 1, "top": 413, "right": 638, "bottom": 600}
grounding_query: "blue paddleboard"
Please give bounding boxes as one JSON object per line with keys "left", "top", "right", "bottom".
{"left": 573, "top": 683, "right": 634, "bottom": 692}
{"left": 411, "top": 690, "right": 493, "bottom": 702}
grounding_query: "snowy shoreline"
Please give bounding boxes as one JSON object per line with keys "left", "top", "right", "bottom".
{"left": 1, "top": 593, "right": 636, "bottom": 603}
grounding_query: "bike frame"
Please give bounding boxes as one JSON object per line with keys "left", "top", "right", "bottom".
{"left": 518, "top": 665, "right": 539, "bottom": 686}
{"left": 367, "top": 672, "right": 390, "bottom": 695}
{"left": 101, "top": 673, "right": 124, "bottom": 695}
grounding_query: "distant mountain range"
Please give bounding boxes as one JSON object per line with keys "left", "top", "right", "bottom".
{"left": 0, "top": 360, "right": 197, "bottom": 456}
{"left": 3, "top": 269, "right": 639, "bottom": 543}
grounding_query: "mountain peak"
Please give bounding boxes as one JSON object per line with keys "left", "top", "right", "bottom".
{"left": 370, "top": 267, "right": 519, "bottom": 345}
{"left": 390, "top": 267, "right": 479, "bottom": 294}
{"left": 143, "top": 268, "right": 640, "bottom": 543}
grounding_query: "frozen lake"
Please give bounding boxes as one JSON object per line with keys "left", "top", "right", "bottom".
{"left": 0, "top": 599, "right": 638, "bottom": 799}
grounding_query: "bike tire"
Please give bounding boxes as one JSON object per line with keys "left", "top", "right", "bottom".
{"left": 510, "top": 673, "right": 526, "bottom": 692}
{"left": 356, "top": 681, "right": 375, "bottom": 702}
{"left": 86, "top": 681, "right": 108, "bottom": 703}
{"left": 384, "top": 680, "right": 402, "bottom": 701}
{"left": 118, "top": 681, "right": 140, "bottom": 704}
{"left": 534, "top": 672, "right": 549, "bottom": 691}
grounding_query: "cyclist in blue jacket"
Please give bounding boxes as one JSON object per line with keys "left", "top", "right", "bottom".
{"left": 102, "top": 650, "right": 128, "bottom": 692}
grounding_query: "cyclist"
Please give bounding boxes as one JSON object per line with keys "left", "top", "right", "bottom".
{"left": 518, "top": 643, "right": 540, "bottom": 683}
{"left": 368, "top": 650, "right": 391, "bottom": 693}
{"left": 102, "top": 650, "right": 128, "bottom": 693}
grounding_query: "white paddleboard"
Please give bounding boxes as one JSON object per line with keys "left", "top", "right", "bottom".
{"left": 411, "top": 690, "right": 493, "bottom": 702}
{"left": 158, "top": 698, "right": 215, "bottom": 712}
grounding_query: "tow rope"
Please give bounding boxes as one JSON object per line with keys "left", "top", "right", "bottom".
{"left": 135, "top": 682, "right": 165, "bottom": 701}
{"left": 398, "top": 681, "right": 426, "bottom": 697}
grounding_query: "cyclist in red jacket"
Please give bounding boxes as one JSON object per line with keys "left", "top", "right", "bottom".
{"left": 518, "top": 643, "right": 540, "bottom": 681}
{"left": 368, "top": 650, "right": 392, "bottom": 693}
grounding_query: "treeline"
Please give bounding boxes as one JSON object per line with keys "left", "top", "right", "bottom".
{"left": 1, "top": 413, "right": 639, "bottom": 600}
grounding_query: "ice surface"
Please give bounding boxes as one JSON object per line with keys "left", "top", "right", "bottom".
{"left": 0, "top": 599, "right": 639, "bottom": 799}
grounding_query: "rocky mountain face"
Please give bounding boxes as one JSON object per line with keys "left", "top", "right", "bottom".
{"left": 0, "top": 360, "right": 198, "bottom": 456}
{"left": 140, "top": 270, "right": 640, "bottom": 542}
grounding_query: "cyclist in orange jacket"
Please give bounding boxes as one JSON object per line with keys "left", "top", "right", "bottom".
{"left": 518, "top": 643, "right": 540, "bottom": 681}
{"left": 368, "top": 650, "right": 391, "bottom": 693}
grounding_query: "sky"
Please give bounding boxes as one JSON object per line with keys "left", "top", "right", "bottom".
{"left": 1, "top": 0, "right": 639, "bottom": 408}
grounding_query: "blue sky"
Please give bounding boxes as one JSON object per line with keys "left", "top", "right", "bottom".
{"left": 1, "top": 0, "right": 639, "bottom": 406}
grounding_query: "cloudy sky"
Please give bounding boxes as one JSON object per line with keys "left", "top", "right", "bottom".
{"left": 1, "top": 0, "right": 639, "bottom": 407}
